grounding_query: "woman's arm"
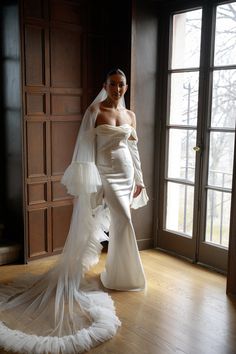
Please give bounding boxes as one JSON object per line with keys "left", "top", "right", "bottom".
{"left": 126, "top": 111, "right": 145, "bottom": 198}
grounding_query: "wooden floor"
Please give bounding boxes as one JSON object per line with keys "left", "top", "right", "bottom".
{"left": 0, "top": 249, "right": 236, "bottom": 354}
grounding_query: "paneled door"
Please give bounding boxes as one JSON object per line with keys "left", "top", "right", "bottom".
{"left": 157, "top": 2, "right": 236, "bottom": 272}
{"left": 22, "top": 0, "right": 85, "bottom": 261}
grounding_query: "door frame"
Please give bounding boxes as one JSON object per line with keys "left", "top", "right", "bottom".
{"left": 154, "top": 0, "right": 234, "bottom": 274}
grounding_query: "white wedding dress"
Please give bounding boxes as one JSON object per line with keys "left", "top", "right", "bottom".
{"left": 96, "top": 124, "right": 146, "bottom": 291}
{"left": 0, "top": 93, "right": 148, "bottom": 354}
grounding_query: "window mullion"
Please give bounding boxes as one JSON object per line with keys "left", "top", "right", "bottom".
{"left": 194, "top": 2, "right": 216, "bottom": 256}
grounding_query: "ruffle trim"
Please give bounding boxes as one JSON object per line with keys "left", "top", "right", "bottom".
{"left": 0, "top": 224, "right": 118, "bottom": 354}
{"left": 0, "top": 295, "right": 121, "bottom": 354}
{"left": 131, "top": 188, "right": 149, "bottom": 209}
{"left": 81, "top": 198, "right": 110, "bottom": 275}
{"left": 81, "top": 220, "right": 106, "bottom": 275}
{"left": 61, "top": 162, "right": 102, "bottom": 196}
{"left": 0, "top": 195, "right": 115, "bottom": 354}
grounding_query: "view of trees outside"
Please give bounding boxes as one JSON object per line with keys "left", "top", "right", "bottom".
{"left": 166, "top": 9, "right": 202, "bottom": 237}
{"left": 206, "top": 2, "right": 236, "bottom": 247}
{"left": 165, "top": 3, "right": 236, "bottom": 248}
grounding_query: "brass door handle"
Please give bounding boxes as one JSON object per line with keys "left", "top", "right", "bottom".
{"left": 193, "top": 146, "right": 201, "bottom": 152}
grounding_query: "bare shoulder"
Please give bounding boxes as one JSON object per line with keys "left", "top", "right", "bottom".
{"left": 89, "top": 102, "right": 100, "bottom": 113}
{"left": 126, "top": 109, "right": 136, "bottom": 128}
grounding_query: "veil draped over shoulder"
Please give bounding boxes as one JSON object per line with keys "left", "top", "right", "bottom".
{"left": 0, "top": 88, "right": 148, "bottom": 354}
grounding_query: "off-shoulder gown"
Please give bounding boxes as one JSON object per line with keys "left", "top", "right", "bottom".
{"left": 95, "top": 124, "right": 146, "bottom": 291}
{"left": 0, "top": 121, "right": 147, "bottom": 354}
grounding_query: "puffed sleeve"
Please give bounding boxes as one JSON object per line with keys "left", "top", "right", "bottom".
{"left": 61, "top": 105, "right": 102, "bottom": 196}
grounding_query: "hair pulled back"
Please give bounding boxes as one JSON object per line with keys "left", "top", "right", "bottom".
{"left": 105, "top": 68, "right": 126, "bottom": 83}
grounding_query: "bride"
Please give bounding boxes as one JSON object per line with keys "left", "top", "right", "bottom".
{"left": 0, "top": 69, "right": 148, "bottom": 354}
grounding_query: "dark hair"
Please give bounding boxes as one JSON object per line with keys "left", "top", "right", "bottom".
{"left": 105, "top": 68, "right": 126, "bottom": 83}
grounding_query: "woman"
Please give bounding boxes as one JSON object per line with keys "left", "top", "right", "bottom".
{"left": 0, "top": 69, "right": 148, "bottom": 354}
{"left": 94, "top": 69, "right": 148, "bottom": 290}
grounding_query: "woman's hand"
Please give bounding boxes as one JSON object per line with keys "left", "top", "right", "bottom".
{"left": 133, "top": 185, "right": 143, "bottom": 198}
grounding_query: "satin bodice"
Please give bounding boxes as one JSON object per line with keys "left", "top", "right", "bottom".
{"left": 95, "top": 124, "right": 134, "bottom": 169}
{"left": 95, "top": 123, "right": 133, "bottom": 144}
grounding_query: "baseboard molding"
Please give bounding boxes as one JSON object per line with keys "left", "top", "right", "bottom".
{"left": 137, "top": 238, "right": 154, "bottom": 250}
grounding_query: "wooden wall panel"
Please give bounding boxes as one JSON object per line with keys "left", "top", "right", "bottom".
{"left": 51, "top": 121, "right": 80, "bottom": 175}
{"left": 26, "top": 121, "right": 46, "bottom": 177}
{"left": 51, "top": 94, "right": 81, "bottom": 115}
{"left": 22, "top": 0, "right": 132, "bottom": 261}
{"left": 51, "top": 181, "right": 70, "bottom": 202}
{"left": 22, "top": 0, "right": 85, "bottom": 261}
{"left": 26, "top": 93, "right": 46, "bottom": 115}
{"left": 52, "top": 204, "right": 72, "bottom": 252}
{"left": 24, "top": 26, "right": 46, "bottom": 86}
{"left": 28, "top": 208, "right": 48, "bottom": 257}
{"left": 28, "top": 182, "right": 47, "bottom": 205}
{"left": 50, "top": 27, "right": 82, "bottom": 88}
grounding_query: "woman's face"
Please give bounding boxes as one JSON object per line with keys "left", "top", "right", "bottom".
{"left": 104, "top": 74, "right": 128, "bottom": 101}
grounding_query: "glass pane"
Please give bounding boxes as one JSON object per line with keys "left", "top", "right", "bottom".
{"left": 211, "top": 70, "right": 236, "bottom": 129}
{"left": 205, "top": 190, "right": 231, "bottom": 248}
{"left": 168, "top": 129, "right": 196, "bottom": 182}
{"left": 208, "top": 132, "right": 235, "bottom": 189}
{"left": 166, "top": 182, "right": 194, "bottom": 237}
{"left": 214, "top": 2, "right": 236, "bottom": 66}
{"left": 169, "top": 72, "right": 199, "bottom": 125}
{"left": 172, "top": 9, "right": 202, "bottom": 69}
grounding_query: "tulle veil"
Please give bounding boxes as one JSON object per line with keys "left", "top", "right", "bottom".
{"left": 0, "top": 88, "right": 121, "bottom": 354}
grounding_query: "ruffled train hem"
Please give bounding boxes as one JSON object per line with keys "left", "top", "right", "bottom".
{"left": 0, "top": 292, "right": 121, "bottom": 354}
{"left": 0, "top": 196, "right": 118, "bottom": 354}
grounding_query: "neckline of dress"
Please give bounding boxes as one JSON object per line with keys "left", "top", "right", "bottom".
{"left": 95, "top": 123, "right": 132, "bottom": 129}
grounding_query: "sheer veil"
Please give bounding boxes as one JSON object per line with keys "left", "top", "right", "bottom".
{"left": 0, "top": 88, "right": 121, "bottom": 354}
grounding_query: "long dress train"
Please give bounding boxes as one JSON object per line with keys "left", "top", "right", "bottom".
{"left": 0, "top": 98, "right": 148, "bottom": 354}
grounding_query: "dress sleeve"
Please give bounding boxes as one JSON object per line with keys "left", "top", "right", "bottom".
{"left": 61, "top": 160, "right": 102, "bottom": 196}
{"left": 61, "top": 106, "right": 102, "bottom": 196}
{"left": 128, "top": 129, "right": 149, "bottom": 209}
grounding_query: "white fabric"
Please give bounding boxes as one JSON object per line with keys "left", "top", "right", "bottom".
{"left": 61, "top": 89, "right": 109, "bottom": 196}
{"left": 0, "top": 193, "right": 120, "bottom": 354}
{"left": 0, "top": 88, "right": 148, "bottom": 354}
{"left": 61, "top": 88, "right": 148, "bottom": 208}
{"left": 95, "top": 124, "right": 146, "bottom": 290}
{"left": 127, "top": 138, "right": 149, "bottom": 209}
